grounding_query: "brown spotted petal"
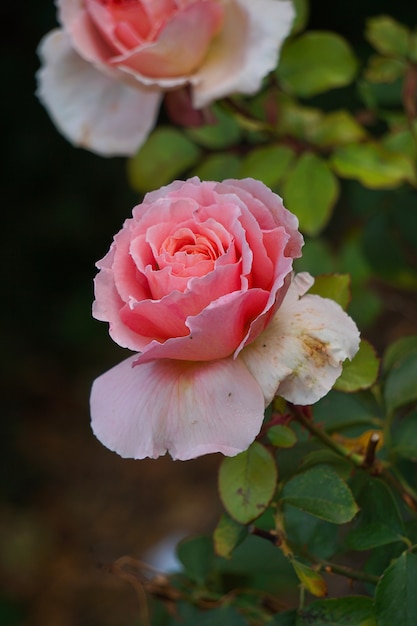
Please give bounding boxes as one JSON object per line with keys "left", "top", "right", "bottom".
{"left": 239, "top": 273, "right": 360, "bottom": 406}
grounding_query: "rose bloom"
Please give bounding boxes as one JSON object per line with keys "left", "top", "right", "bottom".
{"left": 36, "top": 0, "right": 294, "bottom": 156}
{"left": 90, "top": 178, "right": 360, "bottom": 460}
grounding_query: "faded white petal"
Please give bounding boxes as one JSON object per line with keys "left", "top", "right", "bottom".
{"left": 36, "top": 30, "right": 162, "bottom": 156}
{"left": 240, "top": 273, "right": 360, "bottom": 405}
{"left": 193, "top": 0, "right": 294, "bottom": 107}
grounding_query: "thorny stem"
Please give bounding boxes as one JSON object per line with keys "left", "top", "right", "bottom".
{"left": 319, "top": 560, "right": 379, "bottom": 585}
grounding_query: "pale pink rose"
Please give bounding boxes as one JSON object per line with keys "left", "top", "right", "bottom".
{"left": 36, "top": 0, "right": 295, "bottom": 156}
{"left": 90, "top": 178, "right": 360, "bottom": 460}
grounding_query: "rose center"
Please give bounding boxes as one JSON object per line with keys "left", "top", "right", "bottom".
{"left": 92, "top": 0, "right": 179, "bottom": 46}
{"left": 163, "top": 229, "right": 220, "bottom": 262}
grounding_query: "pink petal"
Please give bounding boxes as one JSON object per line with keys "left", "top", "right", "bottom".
{"left": 240, "top": 273, "right": 360, "bottom": 405}
{"left": 192, "top": 0, "right": 294, "bottom": 107}
{"left": 90, "top": 354, "right": 265, "bottom": 460}
{"left": 110, "top": 1, "right": 224, "bottom": 77}
{"left": 36, "top": 30, "right": 162, "bottom": 156}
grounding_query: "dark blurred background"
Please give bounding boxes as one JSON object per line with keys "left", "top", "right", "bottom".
{"left": 1, "top": 1, "right": 416, "bottom": 624}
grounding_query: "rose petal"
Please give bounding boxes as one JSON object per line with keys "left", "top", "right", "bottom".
{"left": 240, "top": 273, "right": 361, "bottom": 405}
{"left": 36, "top": 30, "right": 162, "bottom": 156}
{"left": 111, "top": 1, "right": 224, "bottom": 78}
{"left": 193, "top": 0, "right": 294, "bottom": 107}
{"left": 90, "top": 354, "right": 265, "bottom": 460}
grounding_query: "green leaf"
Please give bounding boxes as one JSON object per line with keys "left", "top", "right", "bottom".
{"left": 267, "top": 610, "right": 297, "bottom": 625}
{"left": 347, "top": 476, "right": 405, "bottom": 550}
{"left": 383, "top": 335, "right": 417, "bottom": 372}
{"left": 186, "top": 105, "right": 241, "bottom": 149}
{"left": 176, "top": 536, "right": 214, "bottom": 585}
{"left": 284, "top": 504, "right": 339, "bottom": 558}
{"left": 283, "top": 153, "right": 339, "bottom": 236}
{"left": 300, "top": 450, "right": 353, "bottom": 480}
{"left": 308, "top": 111, "right": 366, "bottom": 148}
{"left": 314, "top": 390, "right": 382, "bottom": 432}
{"left": 291, "top": 560, "right": 327, "bottom": 597}
{"left": 293, "top": 239, "right": 335, "bottom": 275}
{"left": 365, "top": 55, "right": 407, "bottom": 83}
{"left": 391, "top": 409, "right": 417, "bottom": 461}
{"left": 281, "top": 466, "right": 358, "bottom": 524}
{"left": 277, "top": 32, "right": 358, "bottom": 97}
{"left": 308, "top": 274, "right": 351, "bottom": 310}
{"left": 330, "top": 142, "right": 416, "bottom": 189}
{"left": 384, "top": 347, "right": 417, "bottom": 413}
{"left": 239, "top": 145, "right": 295, "bottom": 188}
{"left": 127, "top": 127, "right": 200, "bottom": 193}
{"left": 297, "top": 596, "right": 376, "bottom": 625}
{"left": 375, "top": 552, "right": 417, "bottom": 626}
{"left": 192, "top": 153, "right": 241, "bottom": 181}
{"left": 213, "top": 514, "right": 248, "bottom": 559}
{"left": 267, "top": 425, "right": 297, "bottom": 448}
{"left": 334, "top": 339, "right": 380, "bottom": 392}
{"left": 276, "top": 96, "right": 323, "bottom": 142}
{"left": 366, "top": 15, "right": 410, "bottom": 57}
{"left": 172, "top": 603, "right": 248, "bottom": 626}
{"left": 291, "top": 0, "right": 309, "bottom": 35}
{"left": 218, "top": 442, "right": 278, "bottom": 524}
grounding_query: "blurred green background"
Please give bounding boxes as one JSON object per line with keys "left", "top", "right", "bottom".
{"left": 1, "top": 1, "right": 416, "bottom": 624}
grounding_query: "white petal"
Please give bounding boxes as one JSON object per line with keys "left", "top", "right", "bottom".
{"left": 193, "top": 0, "right": 294, "bottom": 108}
{"left": 90, "top": 354, "right": 265, "bottom": 460}
{"left": 240, "top": 273, "right": 360, "bottom": 405}
{"left": 36, "top": 30, "right": 162, "bottom": 156}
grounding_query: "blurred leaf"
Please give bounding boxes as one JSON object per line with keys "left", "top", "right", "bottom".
{"left": 192, "top": 153, "right": 241, "bottom": 181}
{"left": 276, "top": 96, "right": 323, "bottom": 141}
{"left": 330, "top": 142, "right": 416, "bottom": 188}
{"left": 314, "top": 390, "right": 382, "bottom": 432}
{"left": 308, "top": 274, "right": 351, "bottom": 310}
{"left": 348, "top": 286, "right": 382, "bottom": 329}
{"left": 281, "top": 466, "right": 358, "bottom": 523}
{"left": 213, "top": 514, "right": 248, "bottom": 559}
{"left": 284, "top": 504, "right": 339, "bottom": 558}
{"left": 384, "top": 347, "right": 417, "bottom": 413}
{"left": 218, "top": 442, "right": 277, "bottom": 524}
{"left": 186, "top": 105, "right": 241, "bottom": 149}
{"left": 172, "top": 603, "right": 248, "bottom": 626}
{"left": 383, "top": 335, "right": 417, "bottom": 372}
{"left": 127, "top": 127, "right": 200, "bottom": 193}
{"left": 176, "top": 536, "right": 214, "bottom": 585}
{"left": 334, "top": 340, "right": 380, "bottom": 392}
{"left": 357, "top": 77, "right": 403, "bottom": 108}
{"left": 365, "top": 15, "right": 410, "bottom": 57}
{"left": 294, "top": 239, "right": 335, "bottom": 275}
{"left": 375, "top": 552, "right": 417, "bottom": 626}
{"left": 267, "top": 425, "right": 297, "bottom": 448}
{"left": 291, "top": 560, "right": 327, "bottom": 597}
{"left": 299, "top": 450, "right": 353, "bottom": 480}
{"left": 267, "top": 611, "right": 297, "bottom": 625}
{"left": 297, "top": 596, "right": 376, "bottom": 625}
{"left": 239, "top": 145, "right": 295, "bottom": 188}
{"left": 383, "top": 129, "right": 417, "bottom": 161}
{"left": 291, "top": 0, "right": 309, "bottom": 35}
{"left": 391, "top": 409, "right": 417, "bottom": 461}
{"left": 347, "top": 476, "right": 405, "bottom": 550}
{"left": 309, "top": 111, "right": 366, "bottom": 148}
{"left": 283, "top": 153, "right": 339, "bottom": 236}
{"left": 365, "top": 55, "right": 407, "bottom": 83}
{"left": 277, "top": 32, "right": 358, "bottom": 97}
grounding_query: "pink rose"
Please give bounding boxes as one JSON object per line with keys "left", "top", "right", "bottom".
{"left": 36, "top": 0, "right": 294, "bottom": 156}
{"left": 90, "top": 177, "right": 360, "bottom": 460}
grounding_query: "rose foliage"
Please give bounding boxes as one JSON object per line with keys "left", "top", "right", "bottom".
{"left": 90, "top": 177, "right": 359, "bottom": 459}
{"left": 36, "top": 0, "right": 294, "bottom": 156}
